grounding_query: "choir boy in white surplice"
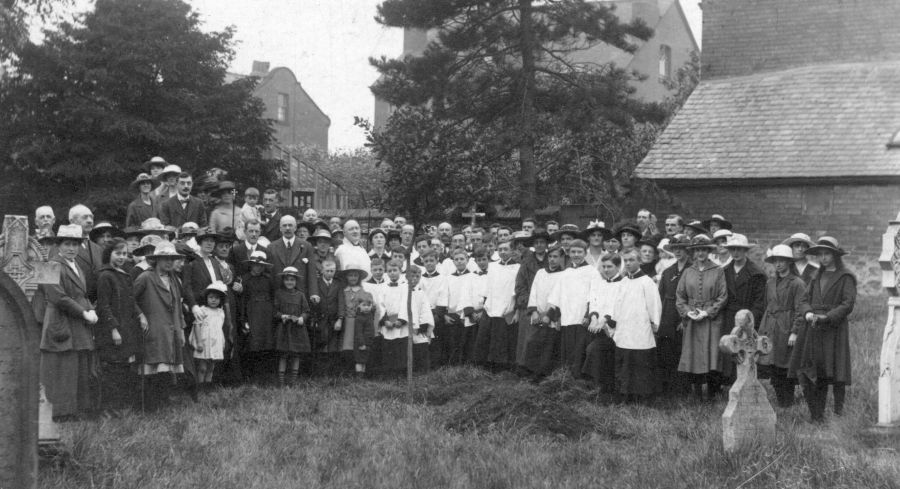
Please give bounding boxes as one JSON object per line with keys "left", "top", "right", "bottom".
{"left": 610, "top": 249, "right": 662, "bottom": 401}
{"left": 441, "top": 249, "right": 478, "bottom": 365}
{"left": 402, "top": 265, "right": 435, "bottom": 373}
{"left": 521, "top": 246, "right": 566, "bottom": 380}
{"left": 547, "top": 239, "right": 599, "bottom": 376}
{"left": 582, "top": 253, "right": 623, "bottom": 392}
{"left": 473, "top": 241, "right": 520, "bottom": 369}
{"left": 419, "top": 250, "right": 449, "bottom": 367}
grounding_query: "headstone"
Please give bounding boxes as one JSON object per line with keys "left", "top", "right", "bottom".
{"left": 0, "top": 269, "right": 42, "bottom": 489}
{"left": 0, "top": 216, "right": 61, "bottom": 445}
{"left": 877, "top": 216, "right": 900, "bottom": 428}
{"left": 719, "top": 309, "right": 776, "bottom": 453}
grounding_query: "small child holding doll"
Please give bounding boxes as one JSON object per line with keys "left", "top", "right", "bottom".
{"left": 190, "top": 281, "right": 230, "bottom": 392}
{"left": 273, "top": 266, "right": 311, "bottom": 386}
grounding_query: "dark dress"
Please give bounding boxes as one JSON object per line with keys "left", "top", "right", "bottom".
{"left": 274, "top": 288, "right": 311, "bottom": 354}
{"left": 96, "top": 266, "right": 142, "bottom": 410}
{"left": 655, "top": 260, "right": 689, "bottom": 393}
{"left": 241, "top": 273, "right": 275, "bottom": 352}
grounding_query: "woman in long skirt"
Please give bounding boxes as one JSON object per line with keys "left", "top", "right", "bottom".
{"left": 676, "top": 234, "right": 728, "bottom": 399}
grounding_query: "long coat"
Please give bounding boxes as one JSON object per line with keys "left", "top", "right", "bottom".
{"left": 676, "top": 260, "right": 727, "bottom": 375}
{"left": 133, "top": 271, "right": 187, "bottom": 365}
{"left": 657, "top": 259, "right": 690, "bottom": 339}
{"left": 514, "top": 250, "right": 546, "bottom": 311}
{"left": 267, "top": 237, "right": 319, "bottom": 298}
{"left": 758, "top": 273, "right": 809, "bottom": 369}
{"left": 95, "top": 266, "right": 142, "bottom": 362}
{"left": 240, "top": 272, "right": 276, "bottom": 352}
{"left": 788, "top": 268, "right": 856, "bottom": 384}
{"left": 75, "top": 240, "right": 104, "bottom": 303}
{"left": 40, "top": 256, "right": 93, "bottom": 352}
{"left": 721, "top": 260, "right": 767, "bottom": 376}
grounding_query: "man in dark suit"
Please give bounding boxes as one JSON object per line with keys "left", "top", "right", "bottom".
{"left": 159, "top": 173, "right": 208, "bottom": 229}
{"left": 267, "top": 215, "right": 319, "bottom": 302}
{"left": 228, "top": 219, "right": 268, "bottom": 277}
{"left": 258, "top": 189, "right": 282, "bottom": 243}
{"left": 182, "top": 229, "right": 225, "bottom": 308}
{"left": 68, "top": 204, "right": 104, "bottom": 303}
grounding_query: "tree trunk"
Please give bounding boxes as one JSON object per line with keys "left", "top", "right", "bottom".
{"left": 517, "top": 0, "right": 537, "bottom": 218}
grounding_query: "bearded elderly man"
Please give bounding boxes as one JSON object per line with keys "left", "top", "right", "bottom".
{"left": 69, "top": 204, "right": 104, "bottom": 302}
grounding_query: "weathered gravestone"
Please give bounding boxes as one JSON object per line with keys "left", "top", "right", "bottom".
{"left": 0, "top": 263, "right": 42, "bottom": 489}
{"left": 877, "top": 216, "right": 900, "bottom": 428}
{"left": 719, "top": 309, "right": 775, "bottom": 453}
{"left": 0, "top": 215, "right": 61, "bottom": 489}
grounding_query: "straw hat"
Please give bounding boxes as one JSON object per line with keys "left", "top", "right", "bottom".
{"left": 765, "top": 244, "right": 796, "bottom": 263}
{"left": 47, "top": 224, "right": 87, "bottom": 244}
{"left": 724, "top": 233, "right": 753, "bottom": 250}
{"left": 145, "top": 156, "right": 167, "bottom": 170}
{"left": 278, "top": 266, "right": 302, "bottom": 279}
{"left": 130, "top": 173, "right": 155, "bottom": 190}
{"left": 203, "top": 281, "right": 228, "bottom": 299}
{"left": 687, "top": 234, "right": 717, "bottom": 250}
{"left": 307, "top": 228, "right": 333, "bottom": 244}
{"left": 195, "top": 227, "right": 224, "bottom": 243}
{"left": 159, "top": 164, "right": 182, "bottom": 179}
{"left": 511, "top": 231, "right": 534, "bottom": 247}
{"left": 244, "top": 250, "right": 272, "bottom": 267}
{"left": 712, "top": 229, "right": 733, "bottom": 242}
{"left": 805, "top": 236, "right": 848, "bottom": 257}
{"left": 782, "top": 233, "right": 814, "bottom": 248}
{"left": 140, "top": 218, "right": 175, "bottom": 239}
{"left": 210, "top": 180, "right": 236, "bottom": 197}
{"left": 702, "top": 214, "right": 733, "bottom": 231}
{"left": 122, "top": 226, "right": 145, "bottom": 239}
{"left": 179, "top": 222, "right": 200, "bottom": 238}
{"left": 132, "top": 235, "right": 164, "bottom": 257}
{"left": 529, "top": 229, "right": 551, "bottom": 243}
{"left": 581, "top": 220, "right": 612, "bottom": 240}
{"left": 145, "top": 240, "right": 184, "bottom": 259}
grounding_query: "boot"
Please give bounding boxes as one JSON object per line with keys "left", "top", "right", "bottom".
{"left": 287, "top": 368, "right": 299, "bottom": 386}
{"left": 277, "top": 370, "right": 286, "bottom": 387}
{"left": 802, "top": 378, "right": 823, "bottom": 422}
{"left": 833, "top": 383, "right": 846, "bottom": 416}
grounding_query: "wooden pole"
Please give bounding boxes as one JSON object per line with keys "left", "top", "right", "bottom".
{"left": 406, "top": 284, "right": 414, "bottom": 396}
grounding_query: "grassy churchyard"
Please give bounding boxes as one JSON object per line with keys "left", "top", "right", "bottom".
{"left": 40, "top": 297, "right": 900, "bottom": 489}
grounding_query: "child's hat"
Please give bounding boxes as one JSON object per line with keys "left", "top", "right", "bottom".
{"left": 307, "top": 228, "right": 333, "bottom": 244}
{"left": 244, "top": 250, "right": 272, "bottom": 267}
{"left": 337, "top": 264, "right": 369, "bottom": 281}
{"left": 279, "top": 266, "right": 302, "bottom": 278}
{"left": 204, "top": 280, "right": 228, "bottom": 298}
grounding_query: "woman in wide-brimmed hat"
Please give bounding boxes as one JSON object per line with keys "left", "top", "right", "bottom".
{"left": 582, "top": 220, "right": 611, "bottom": 270}
{"left": 89, "top": 222, "right": 124, "bottom": 248}
{"left": 208, "top": 181, "right": 246, "bottom": 241}
{"left": 39, "top": 224, "right": 99, "bottom": 420}
{"left": 132, "top": 240, "right": 188, "bottom": 411}
{"left": 782, "top": 233, "right": 819, "bottom": 284}
{"left": 720, "top": 233, "right": 766, "bottom": 387}
{"left": 683, "top": 220, "right": 709, "bottom": 239}
{"left": 788, "top": 236, "right": 855, "bottom": 422}
{"left": 367, "top": 227, "right": 391, "bottom": 262}
{"left": 153, "top": 164, "right": 182, "bottom": 201}
{"left": 711, "top": 229, "right": 733, "bottom": 266}
{"left": 676, "top": 234, "right": 728, "bottom": 399}
{"left": 702, "top": 214, "right": 733, "bottom": 234}
{"left": 126, "top": 173, "right": 161, "bottom": 228}
{"left": 757, "top": 244, "right": 809, "bottom": 408}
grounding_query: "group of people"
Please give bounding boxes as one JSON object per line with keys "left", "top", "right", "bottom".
{"left": 32, "top": 159, "right": 856, "bottom": 424}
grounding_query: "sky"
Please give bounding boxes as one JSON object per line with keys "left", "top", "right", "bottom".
{"left": 36, "top": 0, "right": 702, "bottom": 152}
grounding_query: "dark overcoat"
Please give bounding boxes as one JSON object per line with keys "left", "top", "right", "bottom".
{"left": 758, "top": 273, "right": 809, "bottom": 369}
{"left": 788, "top": 268, "right": 855, "bottom": 384}
{"left": 159, "top": 195, "right": 208, "bottom": 228}
{"left": 40, "top": 256, "right": 93, "bottom": 352}
{"left": 95, "top": 266, "right": 142, "bottom": 362}
{"left": 240, "top": 272, "right": 276, "bottom": 352}
{"left": 657, "top": 260, "right": 689, "bottom": 339}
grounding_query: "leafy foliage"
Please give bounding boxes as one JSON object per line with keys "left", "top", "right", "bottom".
{"left": 0, "top": 0, "right": 277, "bottom": 222}
{"left": 369, "top": 0, "right": 663, "bottom": 218}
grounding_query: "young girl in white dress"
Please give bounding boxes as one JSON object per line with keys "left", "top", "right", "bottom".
{"left": 190, "top": 281, "right": 229, "bottom": 390}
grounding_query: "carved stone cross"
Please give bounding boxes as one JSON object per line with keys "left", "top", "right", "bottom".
{"left": 719, "top": 309, "right": 776, "bottom": 453}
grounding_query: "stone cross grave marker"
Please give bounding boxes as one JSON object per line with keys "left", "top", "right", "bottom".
{"left": 719, "top": 309, "right": 775, "bottom": 453}
{"left": 0, "top": 216, "right": 53, "bottom": 489}
{"left": 877, "top": 216, "right": 900, "bottom": 428}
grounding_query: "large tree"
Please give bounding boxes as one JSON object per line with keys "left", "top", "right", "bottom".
{"left": 0, "top": 0, "right": 276, "bottom": 221}
{"left": 370, "top": 0, "right": 664, "bottom": 217}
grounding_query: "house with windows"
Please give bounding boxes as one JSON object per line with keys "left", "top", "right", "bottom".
{"left": 373, "top": 0, "right": 698, "bottom": 129}
{"left": 228, "top": 61, "right": 349, "bottom": 211}
{"left": 635, "top": 0, "right": 900, "bottom": 292}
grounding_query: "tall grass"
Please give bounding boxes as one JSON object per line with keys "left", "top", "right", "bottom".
{"left": 40, "top": 297, "right": 900, "bottom": 489}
